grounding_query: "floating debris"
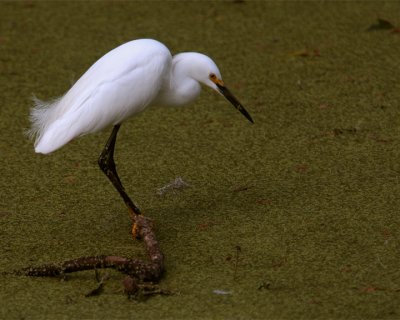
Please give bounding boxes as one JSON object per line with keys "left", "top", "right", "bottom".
{"left": 258, "top": 281, "right": 271, "bottom": 290}
{"left": 213, "top": 289, "right": 233, "bottom": 295}
{"left": 157, "top": 177, "right": 190, "bottom": 196}
{"left": 366, "top": 18, "right": 395, "bottom": 31}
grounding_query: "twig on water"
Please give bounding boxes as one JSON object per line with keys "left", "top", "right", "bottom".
{"left": 13, "top": 213, "right": 165, "bottom": 296}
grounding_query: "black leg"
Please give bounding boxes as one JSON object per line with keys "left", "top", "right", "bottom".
{"left": 98, "top": 124, "right": 142, "bottom": 216}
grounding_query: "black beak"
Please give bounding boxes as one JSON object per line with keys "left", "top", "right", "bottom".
{"left": 216, "top": 83, "right": 254, "bottom": 124}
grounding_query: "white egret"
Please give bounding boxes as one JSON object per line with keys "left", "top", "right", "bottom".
{"left": 29, "top": 39, "right": 253, "bottom": 231}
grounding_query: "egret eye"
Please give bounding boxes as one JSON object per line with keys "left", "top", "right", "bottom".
{"left": 209, "top": 73, "right": 217, "bottom": 80}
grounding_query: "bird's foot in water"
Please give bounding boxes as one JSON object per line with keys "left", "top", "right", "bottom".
{"left": 132, "top": 222, "right": 141, "bottom": 240}
{"left": 128, "top": 208, "right": 142, "bottom": 240}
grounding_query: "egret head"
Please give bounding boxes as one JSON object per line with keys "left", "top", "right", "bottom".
{"left": 183, "top": 53, "right": 222, "bottom": 89}
{"left": 188, "top": 53, "right": 254, "bottom": 124}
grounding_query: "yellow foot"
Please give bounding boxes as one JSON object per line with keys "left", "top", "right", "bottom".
{"left": 131, "top": 222, "right": 140, "bottom": 239}
{"left": 128, "top": 207, "right": 142, "bottom": 240}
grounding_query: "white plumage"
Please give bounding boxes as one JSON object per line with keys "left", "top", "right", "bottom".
{"left": 29, "top": 38, "right": 253, "bottom": 154}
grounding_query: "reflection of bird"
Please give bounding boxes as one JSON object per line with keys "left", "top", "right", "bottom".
{"left": 29, "top": 39, "right": 253, "bottom": 229}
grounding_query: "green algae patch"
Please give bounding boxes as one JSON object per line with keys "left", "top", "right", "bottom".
{"left": 1, "top": 1, "right": 400, "bottom": 319}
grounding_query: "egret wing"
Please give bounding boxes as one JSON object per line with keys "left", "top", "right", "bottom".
{"left": 31, "top": 40, "right": 171, "bottom": 154}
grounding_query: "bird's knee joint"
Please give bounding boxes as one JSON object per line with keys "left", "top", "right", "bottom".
{"left": 98, "top": 156, "right": 107, "bottom": 172}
